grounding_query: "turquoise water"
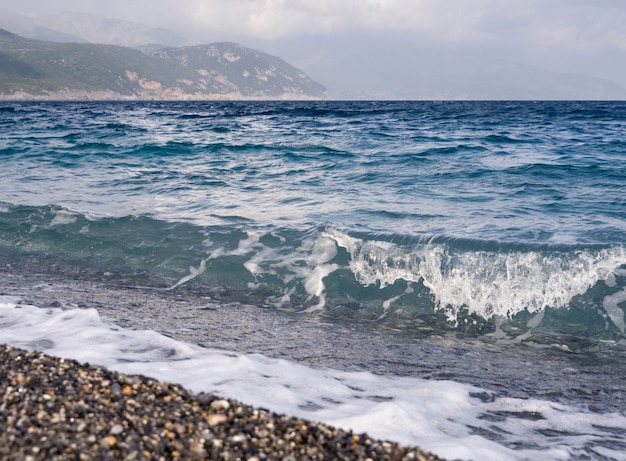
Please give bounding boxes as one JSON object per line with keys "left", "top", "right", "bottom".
{"left": 1, "top": 101, "right": 625, "bottom": 344}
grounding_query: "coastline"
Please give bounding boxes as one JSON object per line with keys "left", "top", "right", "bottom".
{"left": 0, "top": 344, "right": 444, "bottom": 460}
{"left": 0, "top": 91, "right": 328, "bottom": 102}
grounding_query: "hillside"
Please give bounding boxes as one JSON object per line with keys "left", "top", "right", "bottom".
{"left": 0, "top": 29, "right": 327, "bottom": 100}
{"left": 148, "top": 43, "right": 326, "bottom": 98}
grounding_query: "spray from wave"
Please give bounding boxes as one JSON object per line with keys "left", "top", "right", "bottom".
{"left": 328, "top": 230, "right": 625, "bottom": 327}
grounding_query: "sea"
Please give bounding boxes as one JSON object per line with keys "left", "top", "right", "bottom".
{"left": 1, "top": 100, "right": 625, "bottom": 460}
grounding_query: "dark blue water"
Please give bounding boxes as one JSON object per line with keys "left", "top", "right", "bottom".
{"left": 1, "top": 101, "right": 625, "bottom": 347}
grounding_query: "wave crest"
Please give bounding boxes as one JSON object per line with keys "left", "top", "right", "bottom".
{"left": 328, "top": 229, "right": 626, "bottom": 327}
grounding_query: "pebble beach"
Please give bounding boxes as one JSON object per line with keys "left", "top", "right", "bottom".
{"left": 0, "top": 344, "right": 444, "bottom": 461}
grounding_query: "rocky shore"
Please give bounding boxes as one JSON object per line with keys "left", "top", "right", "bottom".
{"left": 0, "top": 344, "right": 444, "bottom": 460}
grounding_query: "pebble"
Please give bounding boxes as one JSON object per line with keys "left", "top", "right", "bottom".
{"left": 0, "top": 344, "right": 446, "bottom": 460}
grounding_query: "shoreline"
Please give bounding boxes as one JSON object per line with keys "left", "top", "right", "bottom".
{"left": 2, "top": 264, "right": 626, "bottom": 416}
{"left": 0, "top": 344, "right": 444, "bottom": 460}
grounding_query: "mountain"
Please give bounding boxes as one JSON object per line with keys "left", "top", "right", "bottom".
{"left": 0, "top": 10, "right": 85, "bottom": 43}
{"left": 0, "top": 11, "right": 184, "bottom": 47}
{"left": 273, "top": 35, "right": 626, "bottom": 100}
{"left": 37, "top": 12, "right": 187, "bottom": 48}
{"left": 147, "top": 43, "right": 327, "bottom": 98}
{"left": 341, "top": 58, "right": 626, "bottom": 100}
{"left": 0, "top": 29, "right": 328, "bottom": 100}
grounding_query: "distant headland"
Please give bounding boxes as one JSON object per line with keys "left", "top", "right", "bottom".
{"left": 0, "top": 28, "right": 328, "bottom": 101}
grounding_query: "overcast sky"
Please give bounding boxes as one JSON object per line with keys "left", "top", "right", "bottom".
{"left": 2, "top": 0, "right": 626, "bottom": 98}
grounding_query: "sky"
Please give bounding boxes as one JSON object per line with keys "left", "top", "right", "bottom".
{"left": 2, "top": 0, "right": 626, "bottom": 99}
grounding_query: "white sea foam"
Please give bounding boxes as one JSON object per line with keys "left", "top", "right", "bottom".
{"left": 197, "top": 227, "right": 626, "bottom": 327}
{"left": 1, "top": 299, "right": 625, "bottom": 461}
{"left": 328, "top": 230, "right": 626, "bottom": 325}
{"left": 167, "top": 258, "right": 207, "bottom": 290}
{"left": 205, "top": 231, "right": 340, "bottom": 310}
{"left": 604, "top": 288, "right": 626, "bottom": 333}
{"left": 50, "top": 209, "right": 78, "bottom": 226}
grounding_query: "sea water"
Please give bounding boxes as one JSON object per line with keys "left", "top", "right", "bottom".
{"left": 1, "top": 101, "right": 625, "bottom": 460}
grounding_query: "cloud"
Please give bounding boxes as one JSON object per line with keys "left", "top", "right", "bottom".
{"left": 2, "top": 0, "right": 625, "bottom": 51}
{"left": 176, "top": 0, "right": 489, "bottom": 40}
{"left": 471, "top": 0, "right": 626, "bottom": 51}
{"left": 161, "top": 0, "right": 626, "bottom": 52}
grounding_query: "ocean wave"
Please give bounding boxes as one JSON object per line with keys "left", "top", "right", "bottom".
{"left": 2, "top": 203, "right": 625, "bottom": 345}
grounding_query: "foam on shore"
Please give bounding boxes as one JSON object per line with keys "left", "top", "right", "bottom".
{"left": 3, "top": 300, "right": 626, "bottom": 460}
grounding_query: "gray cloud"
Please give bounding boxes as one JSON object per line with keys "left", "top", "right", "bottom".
{"left": 4, "top": 0, "right": 625, "bottom": 48}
